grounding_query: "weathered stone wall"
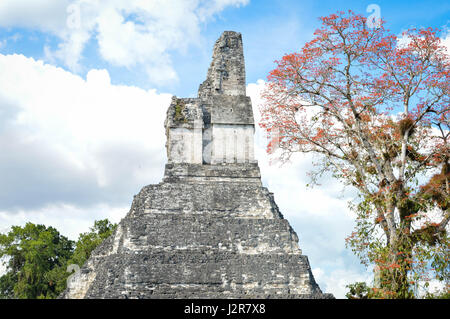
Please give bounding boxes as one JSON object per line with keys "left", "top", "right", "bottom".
{"left": 210, "top": 124, "right": 255, "bottom": 164}
{"left": 198, "top": 31, "right": 246, "bottom": 98}
{"left": 61, "top": 171, "right": 332, "bottom": 299}
{"left": 165, "top": 98, "right": 203, "bottom": 164}
{"left": 166, "top": 32, "right": 254, "bottom": 165}
{"left": 60, "top": 31, "right": 333, "bottom": 299}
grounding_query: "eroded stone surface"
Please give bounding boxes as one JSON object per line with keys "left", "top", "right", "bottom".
{"left": 60, "top": 31, "right": 333, "bottom": 299}
{"left": 165, "top": 31, "right": 255, "bottom": 165}
{"left": 61, "top": 177, "right": 330, "bottom": 299}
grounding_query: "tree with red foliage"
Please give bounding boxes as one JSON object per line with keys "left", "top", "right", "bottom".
{"left": 260, "top": 10, "right": 449, "bottom": 298}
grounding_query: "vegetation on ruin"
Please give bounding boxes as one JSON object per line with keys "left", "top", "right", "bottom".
{"left": 174, "top": 99, "right": 188, "bottom": 123}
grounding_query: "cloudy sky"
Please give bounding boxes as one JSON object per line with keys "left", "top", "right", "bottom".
{"left": 0, "top": 0, "right": 449, "bottom": 298}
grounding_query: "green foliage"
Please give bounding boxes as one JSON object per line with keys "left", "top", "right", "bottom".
{"left": 0, "top": 272, "right": 17, "bottom": 299}
{"left": 423, "top": 289, "right": 450, "bottom": 299}
{"left": 0, "top": 223, "right": 74, "bottom": 299}
{"left": 174, "top": 99, "right": 187, "bottom": 122}
{"left": 346, "top": 196, "right": 448, "bottom": 299}
{"left": 0, "top": 219, "right": 117, "bottom": 299}
{"left": 70, "top": 219, "right": 117, "bottom": 267}
{"left": 345, "top": 282, "right": 370, "bottom": 299}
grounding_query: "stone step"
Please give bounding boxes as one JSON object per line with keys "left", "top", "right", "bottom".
{"left": 130, "top": 182, "right": 282, "bottom": 219}
{"left": 112, "top": 214, "right": 300, "bottom": 255}
{"left": 84, "top": 251, "right": 319, "bottom": 298}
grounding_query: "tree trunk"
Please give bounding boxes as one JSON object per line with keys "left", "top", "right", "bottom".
{"left": 379, "top": 232, "right": 414, "bottom": 298}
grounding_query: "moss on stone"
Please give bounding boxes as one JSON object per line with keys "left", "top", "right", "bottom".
{"left": 174, "top": 100, "right": 187, "bottom": 123}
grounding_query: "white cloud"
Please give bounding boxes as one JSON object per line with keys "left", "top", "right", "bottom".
{"left": 1, "top": 54, "right": 171, "bottom": 157}
{"left": 0, "top": 53, "right": 171, "bottom": 211}
{"left": 396, "top": 32, "right": 412, "bottom": 49}
{"left": 0, "top": 0, "right": 71, "bottom": 32}
{"left": 397, "top": 28, "right": 450, "bottom": 54}
{"left": 0, "top": 203, "right": 127, "bottom": 241}
{"left": 197, "top": 0, "right": 249, "bottom": 20}
{"left": 0, "top": 60, "right": 366, "bottom": 297}
{"left": 312, "top": 267, "right": 373, "bottom": 299}
{"left": 441, "top": 28, "right": 450, "bottom": 54}
{"left": 0, "top": 0, "right": 249, "bottom": 83}
{"left": 0, "top": 52, "right": 172, "bottom": 267}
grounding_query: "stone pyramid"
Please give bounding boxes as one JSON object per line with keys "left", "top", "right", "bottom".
{"left": 61, "top": 31, "right": 332, "bottom": 299}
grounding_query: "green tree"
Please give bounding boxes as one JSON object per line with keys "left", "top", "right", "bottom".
{"left": 70, "top": 219, "right": 117, "bottom": 267}
{"left": 44, "top": 219, "right": 117, "bottom": 297}
{"left": 0, "top": 223, "right": 74, "bottom": 299}
{"left": 260, "top": 11, "right": 449, "bottom": 298}
{"left": 0, "top": 219, "right": 117, "bottom": 299}
{"left": 345, "top": 282, "right": 371, "bottom": 299}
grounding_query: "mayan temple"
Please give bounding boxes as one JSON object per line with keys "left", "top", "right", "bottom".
{"left": 61, "top": 31, "right": 332, "bottom": 299}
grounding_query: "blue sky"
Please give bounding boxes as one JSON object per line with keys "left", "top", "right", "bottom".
{"left": 2, "top": 0, "right": 449, "bottom": 96}
{"left": 0, "top": 0, "right": 448, "bottom": 298}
